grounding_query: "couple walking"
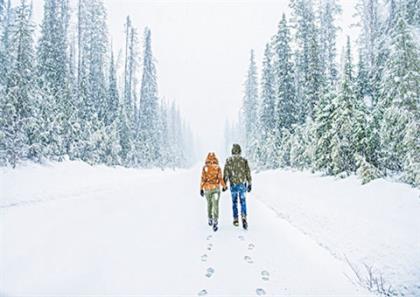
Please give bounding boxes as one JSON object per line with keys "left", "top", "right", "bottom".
{"left": 200, "top": 144, "right": 252, "bottom": 232}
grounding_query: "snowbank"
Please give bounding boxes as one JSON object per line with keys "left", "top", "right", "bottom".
{"left": 254, "top": 169, "right": 420, "bottom": 296}
{"left": 0, "top": 160, "right": 180, "bottom": 208}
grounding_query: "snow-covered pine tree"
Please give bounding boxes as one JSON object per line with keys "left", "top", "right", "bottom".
{"left": 157, "top": 99, "right": 170, "bottom": 168}
{"left": 123, "top": 16, "right": 140, "bottom": 126}
{"left": 259, "top": 43, "right": 276, "bottom": 169}
{"left": 312, "top": 85, "right": 335, "bottom": 174}
{"left": 290, "top": 0, "right": 323, "bottom": 120}
{"left": 318, "top": 0, "right": 340, "bottom": 85}
{"left": 272, "top": 13, "right": 298, "bottom": 132}
{"left": 95, "top": 47, "right": 121, "bottom": 166}
{"left": 355, "top": 49, "right": 371, "bottom": 107}
{"left": 77, "top": 0, "right": 108, "bottom": 164}
{"left": 405, "top": 0, "right": 420, "bottom": 26}
{"left": 402, "top": 118, "right": 419, "bottom": 187}
{"left": 137, "top": 28, "right": 160, "bottom": 167}
{"left": 123, "top": 16, "right": 133, "bottom": 122}
{"left": 378, "top": 7, "right": 419, "bottom": 173}
{"left": 289, "top": 120, "right": 312, "bottom": 169}
{"left": 330, "top": 37, "right": 358, "bottom": 175}
{"left": 242, "top": 50, "right": 260, "bottom": 164}
{"left": 0, "top": 0, "right": 5, "bottom": 21}
{"left": 106, "top": 48, "right": 119, "bottom": 126}
{"left": 355, "top": 0, "right": 380, "bottom": 70}
{"left": 0, "top": 0, "right": 11, "bottom": 165}
{"left": 37, "top": 0, "right": 72, "bottom": 160}
{"left": 1, "top": 0, "right": 40, "bottom": 167}
{"left": 278, "top": 128, "right": 292, "bottom": 167}
{"left": 0, "top": 0, "right": 12, "bottom": 89}
{"left": 117, "top": 102, "right": 134, "bottom": 166}
{"left": 356, "top": 153, "right": 381, "bottom": 184}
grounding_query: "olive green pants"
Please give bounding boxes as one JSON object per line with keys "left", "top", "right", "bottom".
{"left": 205, "top": 188, "right": 220, "bottom": 220}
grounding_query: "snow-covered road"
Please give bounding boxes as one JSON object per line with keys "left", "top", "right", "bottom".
{"left": 1, "top": 163, "right": 372, "bottom": 296}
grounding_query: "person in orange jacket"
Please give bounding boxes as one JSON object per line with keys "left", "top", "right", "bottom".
{"left": 200, "top": 152, "right": 227, "bottom": 232}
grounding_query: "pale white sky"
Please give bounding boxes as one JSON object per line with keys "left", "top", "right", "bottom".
{"left": 29, "top": 0, "right": 359, "bottom": 155}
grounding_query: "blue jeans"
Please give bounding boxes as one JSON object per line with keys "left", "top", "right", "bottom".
{"left": 230, "top": 183, "right": 247, "bottom": 219}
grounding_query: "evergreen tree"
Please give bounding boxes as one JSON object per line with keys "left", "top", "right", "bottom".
{"left": 402, "top": 118, "right": 419, "bottom": 187}
{"left": 405, "top": 0, "right": 420, "bottom": 26}
{"left": 379, "top": 7, "right": 419, "bottom": 172}
{"left": 137, "top": 28, "right": 160, "bottom": 167}
{"left": 290, "top": 0, "right": 323, "bottom": 120}
{"left": 123, "top": 16, "right": 140, "bottom": 125}
{"left": 355, "top": 49, "right": 371, "bottom": 106}
{"left": 1, "top": 0, "right": 39, "bottom": 167}
{"left": 330, "top": 37, "right": 358, "bottom": 174}
{"left": 37, "top": 0, "right": 71, "bottom": 160}
{"left": 312, "top": 86, "right": 335, "bottom": 173}
{"left": 273, "top": 14, "right": 298, "bottom": 131}
{"left": 318, "top": 0, "right": 340, "bottom": 85}
{"left": 106, "top": 49, "right": 119, "bottom": 126}
{"left": 242, "top": 50, "right": 259, "bottom": 163}
{"left": 0, "top": 0, "right": 12, "bottom": 89}
{"left": 77, "top": 0, "right": 108, "bottom": 163}
{"left": 259, "top": 43, "right": 276, "bottom": 168}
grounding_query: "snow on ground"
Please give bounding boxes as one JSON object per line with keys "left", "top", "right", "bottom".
{"left": 254, "top": 169, "right": 420, "bottom": 296}
{"left": 0, "top": 161, "right": 374, "bottom": 296}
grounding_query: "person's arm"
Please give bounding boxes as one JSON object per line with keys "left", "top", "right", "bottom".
{"left": 223, "top": 160, "right": 230, "bottom": 186}
{"left": 200, "top": 167, "right": 206, "bottom": 194}
{"left": 219, "top": 167, "right": 227, "bottom": 189}
{"left": 245, "top": 159, "right": 252, "bottom": 185}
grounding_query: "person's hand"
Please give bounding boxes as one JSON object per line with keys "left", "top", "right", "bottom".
{"left": 200, "top": 189, "right": 204, "bottom": 197}
{"left": 222, "top": 187, "right": 227, "bottom": 192}
{"left": 247, "top": 184, "right": 252, "bottom": 193}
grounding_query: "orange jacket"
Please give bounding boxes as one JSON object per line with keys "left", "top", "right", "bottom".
{"left": 200, "top": 153, "right": 226, "bottom": 191}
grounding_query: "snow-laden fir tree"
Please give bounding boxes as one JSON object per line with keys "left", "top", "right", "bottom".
{"left": 330, "top": 37, "right": 360, "bottom": 175}
{"left": 272, "top": 13, "right": 298, "bottom": 132}
{"left": 0, "top": 0, "right": 12, "bottom": 90}
{"left": 106, "top": 49, "right": 119, "bottom": 126}
{"left": 290, "top": 120, "right": 312, "bottom": 169}
{"left": 76, "top": 0, "right": 108, "bottom": 163}
{"left": 356, "top": 0, "right": 380, "bottom": 69}
{"left": 318, "top": 0, "right": 340, "bottom": 85}
{"left": 312, "top": 85, "right": 335, "bottom": 173}
{"left": 378, "top": 7, "right": 419, "bottom": 174}
{"left": 123, "top": 16, "right": 140, "bottom": 125}
{"left": 1, "top": 0, "right": 39, "bottom": 167}
{"left": 278, "top": 128, "right": 292, "bottom": 167}
{"left": 402, "top": 118, "right": 419, "bottom": 187}
{"left": 137, "top": 28, "right": 160, "bottom": 167}
{"left": 290, "top": 0, "right": 323, "bottom": 120}
{"left": 242, "top": 50, "right": 259, "bottom": 164}
{"left": 405, "top": 0, "right": 420, "bottom": 26}
{"left": 259, "top": 43, "right": 276, "bottom": 169}
{"left": 36, "top": 0, "right": 71, "bottom": 160}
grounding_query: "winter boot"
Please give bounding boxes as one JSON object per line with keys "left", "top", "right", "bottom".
{"left": 208, "top": 218, "right": 213, "bottom": 226}
{"left": 233, "top": 218, "right": 239, "bottom": 227}
{"left": 242, "top": 216, "right": 248, "bottom": 230}
{"left": 213, "top": 219, "right": 218, "bottom": 232}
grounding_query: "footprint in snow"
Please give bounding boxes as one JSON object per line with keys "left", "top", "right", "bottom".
{"left": 201, "top": 254, "right": 208, "bottom": 262}
{"left": 238, "top": 235, "right": 245, "bottom": 241}
{"left": 198, "top": 289, "right": 208, "bottom": 296}
{"left": 248, "top": 243, "right": 255, "bottom": 250}
{"left": 207, "top": 243, "right": 213, "bottom": 251}
{"left": 256, "top": 288, "right": 266, "bottom": 295}
{"left": 205, "top": 267, "right": 215, "bottom": 278}
{"left": 244, "top": 255, "right": 254, "bottom": 264}
{"left": 206, "top": 235, "right": 212, "bottom": 241}
{"left": 261, "top": 270, "right": 270, "bottom": 281}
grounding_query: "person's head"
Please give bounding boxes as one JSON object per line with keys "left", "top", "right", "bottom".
{"left": 205, "top": 152, "right": 219, "bottom": 165}
{"left": 231, "top": 144, "right": 241, "bottom": 155}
